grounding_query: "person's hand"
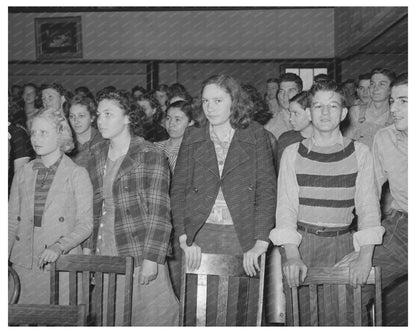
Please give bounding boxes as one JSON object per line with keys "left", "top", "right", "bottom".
{"left": 243, "top": 240, "right": 268, "bottom": 277}
{"left": 38, "top": 244, "right": 62, "bottom": 269}
{"left": 348, "top": 255, "right": 372, "bottom": 288}
{"left": 139, "top": 259, "right": 158, "bottom": 285}
{"left": 83, "top": 248, "right": 92, "bottom": 255}
{"left": 282, "top": 244, "right": 307, "bottom": 288}
{"left": 179, "top": 235, "right": 202, "bottom": 271}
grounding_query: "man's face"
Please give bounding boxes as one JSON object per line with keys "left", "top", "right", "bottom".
{"left": 390, "top": 84, "right": 408, "bottom": 132}
{"left": 278, "top": 81, "right": 299, "bottom": 109}
{"left": 357, "top": 79, "right": 371, "bottom": 104}
{"left": 370, "top": 73, "right": 392, "bottom": 102}
{"left": 308, "top": 90, "right": 347, "bottom": 134}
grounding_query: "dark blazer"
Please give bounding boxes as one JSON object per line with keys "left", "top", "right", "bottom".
{"left": 85, "top": 136, "right": 172, "bottom": 266}
{"left": 170, "top": 121, "right": 277, "bottom": 252}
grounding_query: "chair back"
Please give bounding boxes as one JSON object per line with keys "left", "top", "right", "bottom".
{"left": 50, "top": 254, "right": 134, "bottom": 326}
{"left": 9, "top": 303, "right": 87, "bottom": 326}
{"left": 8, "top": 266, "right": 21, "bottom": 304}
{"left": 179, "top": 253, "right": 265, "bottom": 326}
{"left": 288, "top": 266, "right": 382, "bottom": 326}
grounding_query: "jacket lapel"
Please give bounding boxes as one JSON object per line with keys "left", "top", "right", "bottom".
{"left": 221, "top": 134, "right": 250, "bottom": 178}
{"left": 43, "top": 155, "right": 70, "bottom": 211}
{"left": 115, "top": 137, "right": 142, "bottom": 181}
{"left": 23, "top": 163, "right": 38, "bottom": 219}
{"left": 192, "top": 125, "right": 220, "bottom": 178}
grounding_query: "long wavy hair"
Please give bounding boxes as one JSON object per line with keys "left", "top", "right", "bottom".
{"left": 201, "top": 74, "right": 253, "bottom": 129}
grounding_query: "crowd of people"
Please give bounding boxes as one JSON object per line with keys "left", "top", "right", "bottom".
{"left": 8, "top": 68, "right": 408, "bottom": 326}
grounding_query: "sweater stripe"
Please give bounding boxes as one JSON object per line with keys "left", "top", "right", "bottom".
{"left": 298, "top": 140, "right": 355, "bottom": 162}
{"left": 299, "top": 197, "right": 355, "bottom": 208}
{"left": 296, "top": 173, "right": 358, "bottom": 188}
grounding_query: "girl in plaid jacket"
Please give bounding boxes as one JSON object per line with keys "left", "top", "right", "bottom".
{"left": 84, "top": 90, "right": 178, "bottom": 326}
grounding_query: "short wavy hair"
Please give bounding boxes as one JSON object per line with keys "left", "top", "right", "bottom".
{"left": 96, "top": 90, "right": 145, "bottom": 137}
{"left": 31, "top": 107, "right": 75, "bottom": 153}
{"left": 69, "top": 94, "right": 97, "bottom": 117}
{"left": 308, "top": 80, "right": 346, "bottom": 108}
{"left": 167, "top": 100, "right": 201, "bottom": 127}
{"left": 136, "top": 93, "right": 165, "bottom": 124}
{"left": 201, "top": 74, "right": 253, "bottom": 129}
{"left": 290, "top": 91, "right": 311, "bottom": 110}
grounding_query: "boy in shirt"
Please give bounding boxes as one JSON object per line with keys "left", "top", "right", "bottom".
{"left": 269, "top": 80, "right": 384, "bottom": 325}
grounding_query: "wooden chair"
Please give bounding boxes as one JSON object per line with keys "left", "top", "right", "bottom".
{"left": 288, "top": 266, "right": 382, "bottom": 326}
{"left": 179, "top": 253, "right": 266, "bottom": 326}
{"left": 50, "top": 254, "right": 134, "bottom": 326}
{"left": 9, "top": 303, "right": 87, "bottom": 326}
{"left": 8, "top": 265, "right": 21, "bottom": 304}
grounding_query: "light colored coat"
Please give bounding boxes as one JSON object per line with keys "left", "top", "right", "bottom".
{"left": 8, "top": 154, "right": 93, "bottom": 269}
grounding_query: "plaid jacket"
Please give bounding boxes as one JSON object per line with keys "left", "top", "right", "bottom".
{"left": 171, "top": 121, "right": 277, "bottom": 252}
{"left": 85, "top": 136, "right": 172, "bottom": 266}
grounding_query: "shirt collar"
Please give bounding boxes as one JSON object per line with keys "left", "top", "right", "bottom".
{"left": 32, "top": 154, "right": 63, "bottom": 171}
{"left": 209, "top": 124, "right": 235, "bottom": 144}
{"left": 308, "top": 131, "right": 345, "bottom": 153}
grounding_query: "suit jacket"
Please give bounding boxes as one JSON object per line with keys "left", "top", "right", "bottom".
{"left": 8, "top": 154, "right": 93, "bottom": 269}
{"left": 85, "top": 136, "right": 172, "bottom": 266}
{"left": 171, "top": 121, "right": 277, "bottom": 252}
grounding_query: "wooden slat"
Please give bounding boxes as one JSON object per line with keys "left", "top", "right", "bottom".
{"left": 353, "top": 286, "right": 362, "bottom": 325}
{"left": 49, "top": 265, "right": 59, "bottom": 305}
{"left": 236, "top": 277, "right": 249, "bottom": 326}
{"left": 304, "top": 267, "right": 376, "bottom": 285}
{"left": 256, "top": 253, "right": 266, "bottom": 326}
{"left": 69, "top": 271, "right": 77, "bottom": 305}
{"left": 323, "top": 285, "right": 332, "bottom": 325}
{"left": 374, "top": 266, "right": 382, "bottom": 326}
{"left": 216, "top": 276, "right": 229, "bottom": 326}
{"left": 123, "top": 257, "right": 133, "bottom": 326}
{"left": 179, "top": 257, "right": 186, "bottom": 326}
{"left": 337, "top": 285, "right": 347, "bottom": 326}
{"left": 291, "top": 288, "right": 299, "bottom": 326}
{"left": 106, "top": 273, "right": 117, "bottom": 326}
{"left": 225, "top": 277, "right": 238, "bottom": 326}
{"left": 94, "top": 272, "right": 103, "bottom": 326}
{"left": 54, "top": 255, "right": 128, "bottom": 273}
{"left": 9, "top": 304, "right": 86, "bottom": 326}
{"left": 196, "top": 274, "right": 207, "bottom": 326}
{"left": 81, "top": 271, "right": 90, "bottom": 309}
{"left": 309, "top": 284, "right": 318, "bottom": 326}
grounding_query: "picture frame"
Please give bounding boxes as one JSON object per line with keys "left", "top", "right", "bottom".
{"left": 35, "top": 16, "right": 82, "bottom": 60}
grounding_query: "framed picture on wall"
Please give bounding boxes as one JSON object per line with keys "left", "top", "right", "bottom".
{"left": 35, "top": 16, "right": 82, "bottom": 60}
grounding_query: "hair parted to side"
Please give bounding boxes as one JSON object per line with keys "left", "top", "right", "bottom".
{"left": 31, "top": 107, "right": 75, "bottom": 153}
{"left": 96, "top": 89, "right": 145, "bottom": 137}
{"left": 308, "top": 80, "right": 346, "bottom": 108}
{"left": 201, "top": 74, "right": 253, "bottom": 129}
{"left": 290, "top": 91, "right": 311, "bottom": 110}
{"left": 391, "top": 72, "right": 408, "bottom": 88}
{"left": 370, "top": 68, "right": 396, "bottom": 83}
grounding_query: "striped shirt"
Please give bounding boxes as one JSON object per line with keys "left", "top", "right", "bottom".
{"left": 32, "top": 155, "right": 63, "bottom": 227}
{"left": 270, "top": 133, "right": 384, "bottom": 251}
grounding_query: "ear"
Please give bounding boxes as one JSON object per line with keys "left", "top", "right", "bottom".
{"left": 341, "top": 107, "right": 348, "bottom": 121}
{"left": 124, "top": 114, "right": 130, "bottom": 125}
{"left": 306, "top": 107, "right": 312, "bottom": 121}
{"left": 188, "top": 120, "right": 195, "bottom": 127}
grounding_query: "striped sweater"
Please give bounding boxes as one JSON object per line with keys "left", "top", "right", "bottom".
{"left": 296, "top": 140, "right": 357, "bottom": 225}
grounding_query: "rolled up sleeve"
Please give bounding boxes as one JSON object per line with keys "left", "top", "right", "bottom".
{"left": 269, "top": 143, "right": 302, "bottom": 247}
{"left": 352, "top": 142, "right": 385, "bottom": 251}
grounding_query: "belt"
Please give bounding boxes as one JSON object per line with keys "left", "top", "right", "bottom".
{"left": 297, "top": 222, "right": 351, "bottom": 237}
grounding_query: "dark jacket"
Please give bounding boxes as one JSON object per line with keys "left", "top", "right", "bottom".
{"left": 85, "top": 136, "right": 172, "bottom": 266}
{"left": 170, "top": 121, "right": 277, "bottom": 252}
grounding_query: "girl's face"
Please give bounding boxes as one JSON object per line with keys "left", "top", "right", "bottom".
{"left": 23, "top": 86, "right": 36, "bottom": 105}
{"left": 97, "top": 99, "right": 130, "bottom": 140}
{"left": 30, "top": 117, "right": 60, "bottom": 157}
{"left": 165, "top": 107, "right": 193, "bottom": 139}
{"left": 289, "top": 102, "right": 311, "bottom": 131}
{"left": 69, "top": 104, "right": 92, "bottom": 136}
{"left": 201, "top": 84, "right": 232, "bottom": 127}
{"left": 42, "top": 88, "right": 64, "bottom": 111}
{"left": 138, "top": 100, "right": 156, "bottom": 119}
